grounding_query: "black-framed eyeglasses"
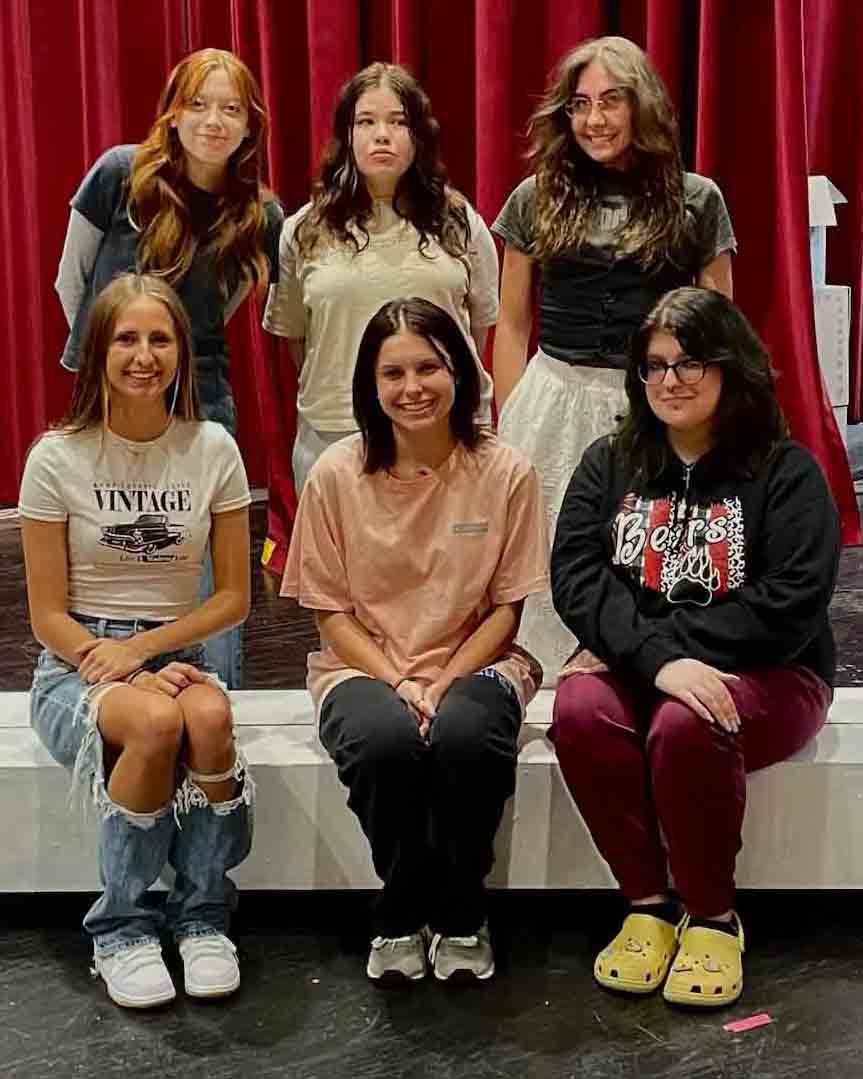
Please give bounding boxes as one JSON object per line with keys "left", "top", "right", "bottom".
{"left": 638, "top": 358, "right": 719, "bottom": 386}
{"left": 565, "top": 87, "right": 628, "bottom": 118}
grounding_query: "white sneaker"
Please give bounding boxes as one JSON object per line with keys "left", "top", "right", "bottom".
{"left": 366, "top": 932, "right": 428, "bottom": 983}
{"left": 429, "top": 923, "right": 495, "bottom": 982}
{"left": 93, "top": 941, "right": 176, "bottom": 1008}
{"left": 178, "top": 933, "right": 241, "bottom": 998}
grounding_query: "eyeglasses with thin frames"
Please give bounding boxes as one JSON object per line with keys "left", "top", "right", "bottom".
{"left": 565, "top": 87, "right": 628, "bottom": 118}
{"left": 638, "top": 358, "right": 720, "bottom": 386}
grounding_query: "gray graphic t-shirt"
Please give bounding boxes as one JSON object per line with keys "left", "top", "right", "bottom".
{"left": 493, "top": 172, "right": 737, "bottom": 266}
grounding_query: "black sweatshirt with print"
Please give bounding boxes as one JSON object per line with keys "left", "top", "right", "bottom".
{"left": 551, "top": 436, "right": 841, "bottom": 688}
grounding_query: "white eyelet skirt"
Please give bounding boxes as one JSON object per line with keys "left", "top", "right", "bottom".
{"left": 497, "top": 349, "right": 627, "bottom": 686}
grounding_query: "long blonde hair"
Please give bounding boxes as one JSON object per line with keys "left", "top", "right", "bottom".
{"left": 528, "top": 36, "right": 685, "bottom": 265}
{"left": 129, "top": 49, "right": 272, "bottom": 294}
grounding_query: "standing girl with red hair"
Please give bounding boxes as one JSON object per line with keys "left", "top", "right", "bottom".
{"left": 56, "top": 48, "right": 283, "bottom": 687}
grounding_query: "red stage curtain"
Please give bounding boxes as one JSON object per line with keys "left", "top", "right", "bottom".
{"left": 2, "top": 1, "right": 859, "bottom": 547}
{"left": 692, "top": 2, "right": 858, "bottom": 545}
{"left": 805, "top": 0, "right": 863, "bottom": 424}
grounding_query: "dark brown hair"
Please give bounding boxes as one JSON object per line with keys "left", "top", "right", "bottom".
{"left": 352, "top": 297, "right": 482, "bottom": 473}
{"left": 528, "top": 36, "right": 685, "bottom": 265}
{"left": 617, "top": 286, "right": 788, "bottom": 482}
{"left": 296, "top": 63, "right": 470, "bottom": 261}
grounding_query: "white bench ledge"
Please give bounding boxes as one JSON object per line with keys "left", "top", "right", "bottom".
{"left": 1, "top": 688, "right": 862, "bottom": 893}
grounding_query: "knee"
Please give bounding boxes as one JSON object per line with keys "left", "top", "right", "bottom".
{"left": 358, "top": 713, "right": 421, "bottom": 771}
{"left": 431, "top": 713, "right": 488, "bottom": 761}
{"left": 431, "top": 688, "right": 517, "bottom": 765}
{"left": 180, "top": 688, "right": 234, "bottom": 756}
{"left": 131, "top": 697, "right": 185, "bottom": 757}
{"left": 550, "top": 674, "right": 629, "bottom": 752}
{"left": 320, "top": 681, "right": 422, "bottom": 773}
{"left": 648, "top": 699, "right": 722, "bottom": 760}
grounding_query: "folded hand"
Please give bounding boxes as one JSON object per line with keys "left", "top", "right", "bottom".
{"left": 75, "top": 638, "right": 149, "bottom": 684}
{"left": 654, "top": 658, "right": 740, "bottom": 732}
{"left": 557, "top": 648, "right": 609, "bottom": 685}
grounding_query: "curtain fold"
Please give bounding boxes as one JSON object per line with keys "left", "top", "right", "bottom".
{"left": 693, "top": 2, "right": 858, "bottom": 542}
{"left": 2, "top": 0, "right": 47, "bottom": 487}
{"left": 2, "top": 0, "right": 859, "bottom": 544}
{"left": 804, "top": 0, "right": 863, "bottom": 424}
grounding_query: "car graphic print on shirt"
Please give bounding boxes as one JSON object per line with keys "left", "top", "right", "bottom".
{"left": 99, "top": 513, "right": 188, "bottom": 561}
{"left": 612, "top": 491, "right": 746, "bottom": 606}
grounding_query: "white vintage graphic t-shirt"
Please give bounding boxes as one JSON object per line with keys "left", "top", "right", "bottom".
{"left": 19, "top": 420, "right": 250, "bottom": 621}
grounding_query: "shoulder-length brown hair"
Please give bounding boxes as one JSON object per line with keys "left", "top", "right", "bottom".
{"left": 129, "top": 49, "right": 273, "bottom": 295}
{"left": 352, "top": 297, "right": 482, "bottom": 474}
{"left": 617, "top": 287, "right": 788, "bottom": 482}
{"left": 295, "top": 62, "right": 469, "bottom": 261}
{"left": 528, "top": 36, "right": 685, "bottom": 266}
{"left": 60, "top": 273, "right": 199, "bottom": 432}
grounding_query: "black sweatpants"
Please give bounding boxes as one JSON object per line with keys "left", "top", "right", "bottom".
{"left": 319, "top": 674, "right": 522, "bottom": 937}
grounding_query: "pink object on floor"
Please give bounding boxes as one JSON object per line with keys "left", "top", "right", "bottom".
{"left": 723, "top": 1013, "right": 773, "bottom": 1033}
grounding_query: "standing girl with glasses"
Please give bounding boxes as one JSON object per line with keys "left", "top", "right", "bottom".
{"left": 549, "top": 287, "right": 839, "bottom": 1008}
{"left": 21, "top": 274, "right": 254, "bottom": 1009}
{"left": 263, "top": 62, "right": 499, "bottom": 508}
{"left": 282, "top": 298, "right": 547, "bottom": 984}
{"left": 56, "top": 48, "right": 284, "bottom": 688}
{"left": 492, "top": 35, "right": 736, "bottom": 684}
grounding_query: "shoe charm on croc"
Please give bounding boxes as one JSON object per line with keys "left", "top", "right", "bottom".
{"left": 662, "top": 912, "right": 745, "bottom": 1007}
{"left": 594, "top": 912, "right": 681, "bottom": 995}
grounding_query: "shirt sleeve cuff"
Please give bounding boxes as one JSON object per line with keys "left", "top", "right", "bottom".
{"left": 630, "top": 634, "right": 685, "bottom": 684}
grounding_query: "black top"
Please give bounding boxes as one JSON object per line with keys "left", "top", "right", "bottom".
{"left": 551, "top": 436, "right": 840, "bottom": 688}
{"left": 492, "top": 172, "right": 737, "bottom": 369}
{"left": 62, "top": 145, "right": 283, "bottom": 369}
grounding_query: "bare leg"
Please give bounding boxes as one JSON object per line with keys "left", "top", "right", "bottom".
{"left": 177, "top": 684, "right": 238, "bottom": 802}
{"left": 97, "top": 686, "right": 184, "bottom": 812}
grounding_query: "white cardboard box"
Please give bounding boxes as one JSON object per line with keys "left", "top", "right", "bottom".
{"left": 809, "top": 176, "right": 847, "bottom": 286}
{"left": 814, "top": 284, "right": 851, "bottom": 406}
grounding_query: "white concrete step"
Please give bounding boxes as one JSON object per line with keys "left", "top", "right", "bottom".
{"left": 1, "top": 688, "right": 862, "bottom": 892}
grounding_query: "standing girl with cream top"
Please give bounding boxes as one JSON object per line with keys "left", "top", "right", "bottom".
{"left": 263, "top": 62, "right": 498, "bottom": 497}
{"left": 282, "top": 298, "right": 547, "bottom": 984}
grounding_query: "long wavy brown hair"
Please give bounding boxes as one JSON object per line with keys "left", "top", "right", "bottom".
{"left": 528, "top": 36, "right": 685, "bottom": 266}
{"left": 295, "top": 62, "right": 470, "bottom": 261}
{"left": 60, "top": 274, "right": 199, "bottom": 433}
{"left": 128, "top": 49, "right": 272, "bottom": 295}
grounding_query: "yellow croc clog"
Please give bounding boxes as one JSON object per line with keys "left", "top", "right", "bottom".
{"left": 594, "top": 912, "right": 680, "bottom": 995}
{"left": 662, "top": 912, "right": 745, "bottom": 1007}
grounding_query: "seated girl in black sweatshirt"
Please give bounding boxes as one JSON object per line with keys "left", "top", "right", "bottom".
{"left": 549, "top": 286, "right": 840, "bottom": 1008}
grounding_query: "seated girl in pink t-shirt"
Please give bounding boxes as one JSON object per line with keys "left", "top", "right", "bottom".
{"left": 282, "top": 297, "right": 548, "bottom": 984}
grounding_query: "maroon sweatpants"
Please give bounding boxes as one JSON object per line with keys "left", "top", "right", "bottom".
{"left": 549, "top": 666, "right": 831, "bottom": 917}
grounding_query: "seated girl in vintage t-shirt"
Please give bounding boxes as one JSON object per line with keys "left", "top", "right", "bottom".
{"left": 20, "top": 274, "right": 253, "bottom": 1009}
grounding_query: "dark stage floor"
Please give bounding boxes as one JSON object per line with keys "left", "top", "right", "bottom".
{"left": 2, "top": 893, "right": 863, "bottom": 1079}
{"left": 1, "top": 502, "right": 862, "bottom": 1078}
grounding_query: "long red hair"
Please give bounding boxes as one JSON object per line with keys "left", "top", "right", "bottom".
{"left": 129, "top": 49, "right": 273, "bottom": 295}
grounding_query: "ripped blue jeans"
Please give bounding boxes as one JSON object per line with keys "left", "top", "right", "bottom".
{"left": 30, "top": 614, "right": 254, "bottom": 958}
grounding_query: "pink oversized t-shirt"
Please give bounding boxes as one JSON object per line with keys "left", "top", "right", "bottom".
{"left": 281, "top": 434, "right": 549, "bottom": 713}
